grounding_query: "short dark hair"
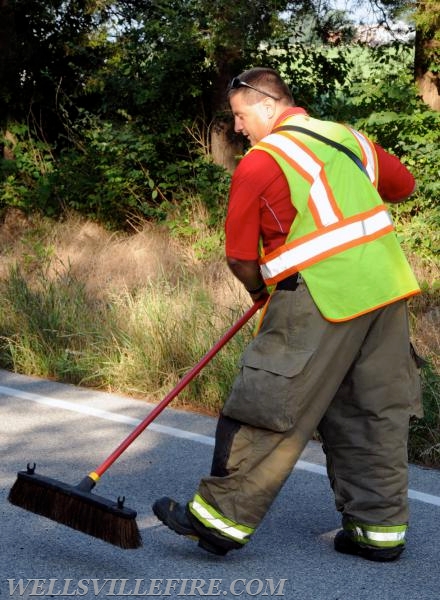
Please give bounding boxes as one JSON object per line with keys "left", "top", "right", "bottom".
{"left": 228, "top": 67, "right": 294, "bottom": 105}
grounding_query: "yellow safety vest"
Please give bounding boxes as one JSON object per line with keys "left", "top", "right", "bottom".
{"left": 253, "top": 114, "right": 420, "bottom": 321}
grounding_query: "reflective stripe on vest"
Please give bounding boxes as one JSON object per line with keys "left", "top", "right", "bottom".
{"left": 348, "top": 127, "right": 378, "bottom": 186}
{"left": 260, "top": 205, "right": 393, "bottom": 285}
{"left": 258, "top": 134, "right": 343, "bottom": 227}
{"left": 346, "top": 522, "right": 407, "bottom": 548}
{"left": 188, "top": 493, "right": 254, "bottom": 543}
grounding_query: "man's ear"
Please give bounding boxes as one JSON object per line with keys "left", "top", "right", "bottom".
{"left": 264, "top": 98, "right": 276, "bottom": 119}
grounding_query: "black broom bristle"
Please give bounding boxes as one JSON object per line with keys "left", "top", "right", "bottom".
{"left": 8, "top": 470, "right": 142, "bottom": 549}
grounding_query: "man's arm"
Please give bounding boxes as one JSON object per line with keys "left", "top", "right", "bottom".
{"left": 375, "top": 144, "right": 416, "bottom": 202}
{"left": 226, "top": 257, "right": 268, "bottom": 301}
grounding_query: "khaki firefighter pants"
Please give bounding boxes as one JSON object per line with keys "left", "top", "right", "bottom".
{"left": 196, "top": 283, "right": 422, "bottom": 536}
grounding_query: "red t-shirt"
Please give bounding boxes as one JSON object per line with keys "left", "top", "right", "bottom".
{"left": 225, "top": 109, "right": 416, "bottom": 261}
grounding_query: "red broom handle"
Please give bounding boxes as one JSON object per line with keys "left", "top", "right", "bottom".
{"left": 92, "top": 299, "right": 265, "bottom": 479}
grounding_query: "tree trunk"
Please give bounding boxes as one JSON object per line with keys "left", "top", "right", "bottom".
{"left": 210, "top": 119, "right": 243, "bottom": 173}
{"left": 414, "top": 25, "right": 440, "bottom": 111}
{"left": 416, "top": 71, "right": 440, "bottom": 111}
{"left": 208, "top": 65, "right": 244, "bottom": 173}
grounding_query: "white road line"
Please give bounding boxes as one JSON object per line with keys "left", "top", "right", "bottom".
{"left": 0, "top": 385, "right": 215, "bottom": 446}
{"left": 1, "top": 385, "right": 439, "bottom": 507}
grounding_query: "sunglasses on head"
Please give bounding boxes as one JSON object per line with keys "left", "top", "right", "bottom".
{"left": 229, "top": 77, "right": 280, "bottom": 101}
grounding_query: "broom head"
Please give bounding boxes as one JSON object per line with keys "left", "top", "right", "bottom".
{"left": 8, "top": 468, "right": 142, "bottom": 549}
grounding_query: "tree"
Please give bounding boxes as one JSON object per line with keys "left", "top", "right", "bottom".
{"left": 103, "top": 0, "right": 302, "bottom": 171}
{"left": 3, "top": 0, "right": 416, "bottom": 225}
{"left": 414, "top": 0, "right": 440, "bottom": 110}
{"left": 332, "top": 0, "right": 439, "bottom": 110}
{"left": 0, "top": 0, "right": 354, "bottom": 172}
{"left": 371, "top": 0, "right": 440, "bottom": 110}
{"left": 0, "top": 0, "right": 113, "bottom": 141}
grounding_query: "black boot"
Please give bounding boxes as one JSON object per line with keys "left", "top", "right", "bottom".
{"left": 334, "top": 530, "right": 404, "bottom": 562}
{"left": 152, "top": 497, "right": 243, "bottom": 556}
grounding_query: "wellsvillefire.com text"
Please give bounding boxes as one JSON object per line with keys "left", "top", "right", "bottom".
{"left": 6, "top": 578, "right": 288, "bottom": 597}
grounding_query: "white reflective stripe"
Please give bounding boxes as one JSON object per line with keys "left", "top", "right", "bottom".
{"left": 367, "top": 531, "right": 406, "bottom": 542}
{"left": 354, "top": 526, "right": 406, "bottom": 542}
{"left": 309, "top": 178, "right": 339, "bottom": 226}
{"left": 191, "top": 499, "right": 249, "bottom": 541}
{"left": 264, "top": 134, "right": 339, "bottom": 226}
{"left": 350, "top": 129, "right": 376, "bottom": 183}
{"left": 261, "top": 209, "right": 393, "bottom": 280}
{"left": 265, "top": 133, "right": 321, "bottom": 177}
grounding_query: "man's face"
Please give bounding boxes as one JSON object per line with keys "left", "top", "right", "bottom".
{"left": 229, "top": 92, "right": 274, "bottom": 147}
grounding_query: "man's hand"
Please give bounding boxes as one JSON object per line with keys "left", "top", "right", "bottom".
{"left": 248, "top": 286, "right": 270, "bottom": 303}
{"left": 244, "top": 280, "right": 269, "bottom": 303}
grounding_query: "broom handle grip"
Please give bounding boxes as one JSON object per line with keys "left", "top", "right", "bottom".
{"left": 93, "top": 299, "right": 266, "bottom": 478}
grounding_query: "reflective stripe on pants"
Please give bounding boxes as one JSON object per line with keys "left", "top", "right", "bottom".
{"left": 188, "top": 493, "right": 254, "bottom": 544}
{"left": 344, "top": 521, "right": 407, "bottom": 548}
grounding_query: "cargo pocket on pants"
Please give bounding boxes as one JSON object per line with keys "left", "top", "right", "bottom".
{"left": 222, "top": 347, "right": 314, "bottom": 433}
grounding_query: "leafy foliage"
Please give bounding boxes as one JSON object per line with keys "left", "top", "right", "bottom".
{"left": 0, "top": 122, "right": 55, "bottom": 215}
{"left": 0, "top": 0, "right": 438, "bottom": 252}
{"left": 0, "top": 0, "right": 113, "bottom": 135}
{"left": 333, "top": 44, "right": 419, "bottom": 119}
{"left": 256, "top": 38, "right": 350, "bottom": 116}
{"left": 50, "top": 114, "right": 163, "bottom": 226}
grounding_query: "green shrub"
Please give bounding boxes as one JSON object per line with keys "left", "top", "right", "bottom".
{"left": 0, "top": 123, "right": 55, "bottom": 216}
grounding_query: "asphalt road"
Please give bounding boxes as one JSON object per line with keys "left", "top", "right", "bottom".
{"left": 1, "top": 368, "right": 439, "bottom": 600}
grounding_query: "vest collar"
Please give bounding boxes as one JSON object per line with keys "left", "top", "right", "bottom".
{"left": 273, "top": 107, "right": 308, "bottom": 130}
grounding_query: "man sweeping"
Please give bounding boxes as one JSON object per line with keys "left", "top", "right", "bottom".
{"left": 152, "top": 67, "right": 423, "bottom": 561}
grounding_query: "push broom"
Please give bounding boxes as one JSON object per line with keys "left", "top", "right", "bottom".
{"left": 8, "top": 299, "right": 265, "bottom": 549}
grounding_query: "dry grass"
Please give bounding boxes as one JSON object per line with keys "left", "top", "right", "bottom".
{"left": 0, "top": 209, "right": 251, "bottom": 411}
{"left": 0, "top": 209, "right": 438, "bottom": 371}
{"left": 0, "top": 209, "right": 243, "bottom": 307}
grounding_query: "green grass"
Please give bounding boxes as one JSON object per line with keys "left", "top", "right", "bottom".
{"left": 0, "top": 261, "right": 253, "bottom": 414}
